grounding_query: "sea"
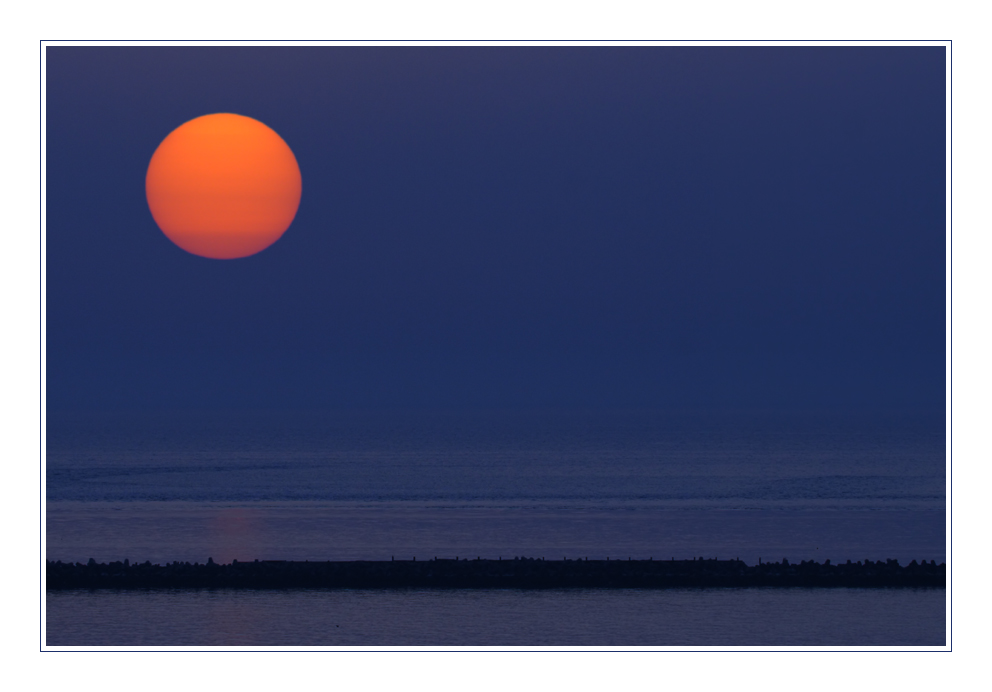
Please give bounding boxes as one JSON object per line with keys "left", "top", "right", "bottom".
{"left": 44, "top": 410, "right": 948, "bottom": 647}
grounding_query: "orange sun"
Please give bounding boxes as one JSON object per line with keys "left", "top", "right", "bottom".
{"left": 146, "top": 113, "right": 302, "bottom": 259}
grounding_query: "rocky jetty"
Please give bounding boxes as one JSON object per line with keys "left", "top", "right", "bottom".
{"left": 46, "top": 557, "right": 945, "bottom": 590}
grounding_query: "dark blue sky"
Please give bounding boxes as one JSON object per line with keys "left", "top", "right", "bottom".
{"left": 45, "top": 46, "right": 946, "bottom": 413}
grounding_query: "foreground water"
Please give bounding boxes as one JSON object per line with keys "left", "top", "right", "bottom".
{"left": 46, "top": 587, "right": 944, "bottom": 647}
{"left": 45, "top": 410, "right": 947, "bottom": 646}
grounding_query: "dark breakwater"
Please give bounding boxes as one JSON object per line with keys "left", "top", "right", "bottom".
{"left": 47, "top": 557, "right": 945, "bottom": 590}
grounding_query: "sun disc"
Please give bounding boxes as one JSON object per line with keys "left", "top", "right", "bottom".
{"left": 145, "top": 113, "right": 302, "bottom": 259}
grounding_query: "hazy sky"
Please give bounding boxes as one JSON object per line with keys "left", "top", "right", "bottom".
{"left": 45, "top": 46, "right": 945, "bottom": 412}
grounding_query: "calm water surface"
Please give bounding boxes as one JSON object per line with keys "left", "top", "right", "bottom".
{"left": 45, "top": 411, "right": 947, "bottom": 646}
{"left": 46, "top": 587, "right": 945, "bottom": 647}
